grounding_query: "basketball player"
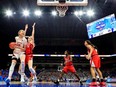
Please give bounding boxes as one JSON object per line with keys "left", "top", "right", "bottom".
{"left": 54, "top": 50, "right": 83, "bottom": 85}
{"left": 5, "top": 24, "right": 28, "bottom": 84}
{"left": 84, "top": 40, "right": 106, "bottom": 86}
{"left": 29, "top": 65, "right": 37, "bottom": 82}
{"left": 24, "top": 23, "right": 37, "bottom": 82}
{"left": 18, "top": 23, "right": 37, "bottom": 83}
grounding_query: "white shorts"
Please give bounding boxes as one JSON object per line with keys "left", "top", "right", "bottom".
{"left": 12, "top": 52, "right": 25, "bottom": 60}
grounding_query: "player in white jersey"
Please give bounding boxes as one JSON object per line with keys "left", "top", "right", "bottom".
{"left": 5, "top": 24, "right": 28, "bottom": 85}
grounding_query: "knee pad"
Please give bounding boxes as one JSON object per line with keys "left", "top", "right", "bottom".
{"left": 11, "top": 62, "right": 16, "bottom": 67}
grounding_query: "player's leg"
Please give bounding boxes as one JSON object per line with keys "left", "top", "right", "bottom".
{"left": 54, "top": 66, "right": 67, "bottom": 85}
{"left": 18, "top": 63, "right": 29, "bottom": 82}
{"left": 74, "top": 72, "right": 83, "bottom": 85}
{"left": 96, "top": 68, "right": 106, "bottom": 85}
{"left": 94, "top": 69, "right": 100, "bottom": 82}
{"left": 5, "top": 56, "right": 17, "bottom": 85}
{"left": 96, "top": 68, "right": 103, "bottom": 79}
{"left": 59, "top": 71, "right": 65, "bottom": 81}
{"left": 89, "top": 59, "right": 99, "bottom": 86}
{"left": 90, "top": 67, "right": 96, "bottom": 81}
{"left": 28, "top": 59, "right": 37, "bottom": 82}
{"left": 20, "top": 53, "right": 26, "bottom": 82}
{"left": 54, "top": 71, "right": 65, "bottom": 85}
{"left": 69, "top": 65, "right": 83, "bottom": 85}
{"left": 94, "top": 57, "right": 106, "bottom": 86}
{"left": 8, "top": 59, "right": 17, "bottom": 80}
{"left": 88, "top": 67, "right": 98, "bottom": 86}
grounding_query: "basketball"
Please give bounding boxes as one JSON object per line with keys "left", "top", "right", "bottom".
{"left": 9, "top": 42, "right": 16, "bottom": 49}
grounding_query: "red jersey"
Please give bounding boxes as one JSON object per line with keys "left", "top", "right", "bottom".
{"left": 25, "top": 43, "right": 33, "bottom": 55}
{"left": 92, "top": 49, "right": 98, "bottom": 56}
{"left": 88, "top": 48, "right": 101, "bottom": 68}
{"left": 88, "top": 48, "right": 98, "bottom": 57}
{"left": 64, "top": 55, "right": 73, "bottom": 66}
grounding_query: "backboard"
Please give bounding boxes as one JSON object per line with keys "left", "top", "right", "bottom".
{"left": 37, "top": 0, "right": 88, "bottom": 6}
{"left": 37, "top": 0, "right": 88, "bottom": 17}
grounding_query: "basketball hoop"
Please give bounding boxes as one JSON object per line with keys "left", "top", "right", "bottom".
{"left": 56, "top": 5, "right": 68, "bottom": 17}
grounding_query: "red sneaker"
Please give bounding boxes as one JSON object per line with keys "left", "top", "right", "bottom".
{"left": 89, "top": 82, "right": 98, "bottom": 86}
{"left": 100, "top": 82, "right": 106, "bottom": 86}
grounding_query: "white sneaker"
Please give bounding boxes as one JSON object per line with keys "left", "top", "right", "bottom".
{"left": 20, "top": 75, "right": 25, "bottom": 83}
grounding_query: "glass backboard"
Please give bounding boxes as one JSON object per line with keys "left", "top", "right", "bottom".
{"left": 37, "top": 0, "right": 88, "bottom": 6}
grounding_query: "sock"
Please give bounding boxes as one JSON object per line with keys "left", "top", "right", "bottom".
{"left": 21, "top": 61, "right": 25, "bottom": 75}
{"left": 8, "top": 62, "right": 16, "bottom": 80}
{"left": 29, "top": 68, "right": 36, "bottom": 78}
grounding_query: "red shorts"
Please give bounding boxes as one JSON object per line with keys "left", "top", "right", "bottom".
{"left": 90, "top": 55, "right": 101, "bottom": 68}
{"left": 25, "top": 54, "right": 33, "bottom": 64}
{"left": 62, "top": 65, "right": 76, "bottom": 73}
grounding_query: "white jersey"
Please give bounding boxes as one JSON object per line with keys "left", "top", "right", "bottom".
{"left": 13, "top": 36, "right": 27, "bottom": 54}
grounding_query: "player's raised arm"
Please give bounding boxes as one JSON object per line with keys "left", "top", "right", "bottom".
{"left": 32, "top": 23, "right": 35, "bottom": 41}
{"left": 24, "top": 24, "right": 28, "bottom": 36}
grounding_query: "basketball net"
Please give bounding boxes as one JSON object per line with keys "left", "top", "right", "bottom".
{"left": 56, "top": 5, "right": 68, "bottom": 17}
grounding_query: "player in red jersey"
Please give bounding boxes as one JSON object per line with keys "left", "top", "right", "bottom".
{"left": 54, "top": 50, "right": 83, "bottom": 85}
{"left": 25, "top": 23, "right": 37, "bottom": 82}
{"left": 84, "top": 40, "right": 106, "bottom": 86}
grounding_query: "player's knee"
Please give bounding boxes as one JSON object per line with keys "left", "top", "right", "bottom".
{"left": 12, "top": 59, "right": 17, "bottom": 64}
{"left": 29, "top": 68, "right": 32, "bottom": 71}
{"left": 11, "top": 61, "right": 16, "bottom": 66}
{"left": 91, "top": 67, "right": 95, "bottom": 70}
{"left": 10, "top": 62, "right": 16, "bottom": 70}
{"left": 20, "top": 56, "right": 26, "bottom": 61}
{"left": 21, "top": 53, "right": 25, "bottom": 57}
{"left": 29, "top": 68, "right": 35, "bottom": 74}
{"left": 96, "top": 68, "right": 100, "bottom": 72}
